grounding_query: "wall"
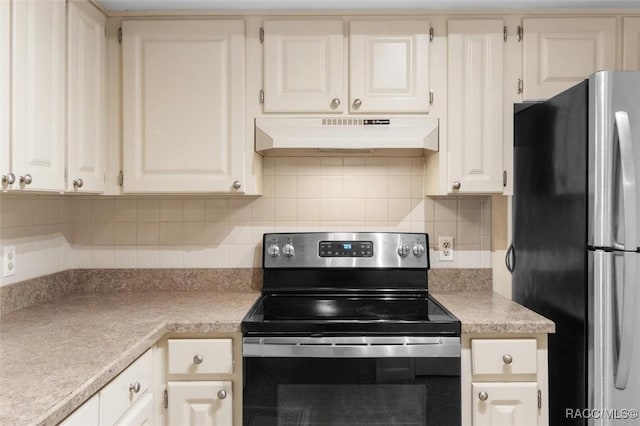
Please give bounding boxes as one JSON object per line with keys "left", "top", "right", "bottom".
{"left": 0, "top": 156, "right": 492, "bottom": 287}
{"left": 0, "top": 195, "right": 73, "bottom": 286}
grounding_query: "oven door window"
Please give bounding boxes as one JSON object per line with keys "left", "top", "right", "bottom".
{"left": 243, "top": 357, "right": 460, "bottom": 426}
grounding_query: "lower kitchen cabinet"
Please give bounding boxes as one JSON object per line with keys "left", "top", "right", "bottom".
{"left": 59, "top": 347, "right": 156, "bottom": 426}
{"left": 160, "top": 333, "right": 243, "bottom": 426}
{"left": 114, "top": 392, "right": 155, "bottom": 426}
{"left": 59, "top": 394, "right": 100, "bottom": 426}
{"left": 472, "top": 382, "right": 538, "bottom": 426}
{"left": 462, "top": 334, "right": 549, "bottom": 426}
{"left": 167, "top": 381, "right": 233, "bottom": 425}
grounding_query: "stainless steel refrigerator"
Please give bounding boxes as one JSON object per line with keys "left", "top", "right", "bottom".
{"left": 512, "top": 71, "right": 640, "bottom": 426}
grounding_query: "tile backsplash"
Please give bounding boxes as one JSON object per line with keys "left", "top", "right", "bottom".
{"left": 0, "top": 157, "right": 491, "bottom": 287}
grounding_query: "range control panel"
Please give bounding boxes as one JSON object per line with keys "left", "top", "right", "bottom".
{"left": 263, "top": 232, "right": 429, "bottom": 269}
{"left": 319, "top": 241, "right": 373, "bottom": 257}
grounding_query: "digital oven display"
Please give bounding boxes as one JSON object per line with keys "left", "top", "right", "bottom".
{"left": 319, "top": 241, "right": 373, "bottom": 257}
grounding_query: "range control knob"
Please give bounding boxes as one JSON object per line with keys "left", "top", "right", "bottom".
{"left": 282, "top": 243, "right": 295, "bottom": 257}
{"left": 413, "top": 243, "right": 426, "bottom": 257}
{"left": 267, "top": 244, "right": 280, "bottom": 257}
{"left": 397, "top": 244, "right": 410, "bottom": 258}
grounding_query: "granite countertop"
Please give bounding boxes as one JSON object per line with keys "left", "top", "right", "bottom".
{"left": 0, "top": 291, "right": 260, "bottom": 426}
{"left": 0, "top": 289, "right": 553, "bottom": 426}
{"left": 433, "top": 291, "right": 555, "bottom": 334}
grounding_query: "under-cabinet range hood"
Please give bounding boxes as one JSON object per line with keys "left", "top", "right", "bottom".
{"left": 255, "top": 117, "right": 439, "bottom": 156}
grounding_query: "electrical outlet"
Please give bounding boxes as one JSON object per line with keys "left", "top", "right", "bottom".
{"left": 438, "top": 237, "right": 454, "bottom": 262}
{"left": 3, "top": 245, "right": 16, "bottom": 277}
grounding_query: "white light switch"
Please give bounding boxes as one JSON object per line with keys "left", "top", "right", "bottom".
{"left": 3, "top": 246, "right": 16, "bottom": 277}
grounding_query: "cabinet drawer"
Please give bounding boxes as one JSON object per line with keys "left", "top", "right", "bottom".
{"left": 168, "top": 338, "right": 233, "bottom": 375}
{"left": 471, "top": 339, "right": 537, "bottom": 376}
{"left": 99, "top": 348, "right": 154, "bottom": 425}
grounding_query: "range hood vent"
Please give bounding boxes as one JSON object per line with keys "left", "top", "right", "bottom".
{"left": 255, "top": 116, "right": 439, "bottom": 156}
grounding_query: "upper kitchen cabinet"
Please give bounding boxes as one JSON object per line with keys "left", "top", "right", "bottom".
{"left": 446, "top": 19, "right": 505, "bottom": 194}
{"left": 623, "top": 17, "right": 640, "bottom": 70}
{"left": 121, "top": 20, "right": 246, "bottom": 193}
{"left": 261, "top": 19, "right": 430, "bottom": 114}
{"left": 262, "top": 20, "right": 345, "bottom": 113}
{"left": 9, "top": 0, "right": 66, "bottom": 192}
{"left": 67, "top": 0, "right": 107, "bottom": 193}
{"left": 0, "top": 0, "right": 9, "bottom": 188}
{"left": 522, "top": 17, "right": 616, "bottom": 100}
{"left": 349, "top": 20, "right": 430, "bottom": 113}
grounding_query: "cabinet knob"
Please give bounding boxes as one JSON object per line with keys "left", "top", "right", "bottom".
{"left": 452, "top": 181, "right": 461, "bottom": 190}
{"left": 1, "top": 173, "right": 15, "bottom": 184}
{"left": 503, "top": 354, "right": 513, "bottom": 364}
{"left": 193, "top": 354, "right": 204, "bottom": 365}
{"left": 20, "top": 174, "right": 32, "bottom": 185}
{"left": 232, "top": 181, "right": 242, "bottom": 190}
{"left": 73, "top": 178, "right": 84, "bottom": 189}
{"left": 331, "top": 98, "right": 341, "bottom": 108}
{"left": 129, "top": 381, "right": 141, "bottom": 393}
{"left": 352, "top": 98, "right": 362, "bottom": 109}
{"left": 478, "top": 391, "right": 488, "bottom": 401}
{"left": 217, "top": 390, "right": 227, "bottom": 400}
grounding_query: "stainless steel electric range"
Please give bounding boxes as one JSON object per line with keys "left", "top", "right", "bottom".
{"left": 242, "top": 232, "right": 461, "bottom": 426}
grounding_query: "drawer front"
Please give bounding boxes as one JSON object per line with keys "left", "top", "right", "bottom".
{"left": 168, "top": 338, "right": 233, "bottom": 375}
{"left": 100, "top": 348, "right": 154, "bottom": 425}
{"left": 471, "top": 339, "right": 537, "bottom": 376}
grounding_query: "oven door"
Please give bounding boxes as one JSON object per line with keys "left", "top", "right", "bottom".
{"left": 243, "top": 336, "right": 461, "bottom": 426}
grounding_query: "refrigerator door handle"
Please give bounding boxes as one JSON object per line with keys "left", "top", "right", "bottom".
{"left": 505, "top": 243, "right": 515, "bottom": 273}
{"left": 614, "top": 252, "right": 638, "bottom": 390}
{"left": 614, "top": 111, "right": 638, "bottom": 251}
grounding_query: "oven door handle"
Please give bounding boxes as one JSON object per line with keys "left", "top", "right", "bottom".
{"left": 243, "top": 336, "right": 461, "bottom": 358}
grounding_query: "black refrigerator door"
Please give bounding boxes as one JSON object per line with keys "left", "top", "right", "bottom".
{"left": 513, "top": 81, "right": 589, "bottom": 426}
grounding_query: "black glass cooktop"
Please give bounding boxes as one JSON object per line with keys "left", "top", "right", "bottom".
{"left": 242, "top": 293, "right": 460, "bottom": 337}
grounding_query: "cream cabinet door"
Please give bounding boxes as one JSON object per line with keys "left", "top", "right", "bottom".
{"left": 114, "top": 393, "right": 155, "bottom": 426}
{"left": 472, "top": 382, "right": 538, "bottom": 426}
{"left": 11, "top": 0, "right": 66, "bottom": 191}
{"left": 263, "top": 20, "right": 345, "bottom": 113}
{"left": 0, "top": 0, "right": 9, "bottom": 187}
{"left": 59, "top": 394, "right": 100, "bottom": 426}
{"left": 522, "top": 17, "right": 615, "bottom": 100}
{"left": 168, "top": 381, "right": 232, "bottom": 426}
{"left": 67, "top": 0, "right": 107, "bottom": 193}
{"left": 623, "top": 17, "right": 640, "bottom": 70}
{"left": 122, "top": 20, "right": 245, "bottom": 193}
{"left": 349, "top": 20, "right": 430, "bottom": 113}
{"left": 447, "top": 19, "right": 504, "bottom": 194}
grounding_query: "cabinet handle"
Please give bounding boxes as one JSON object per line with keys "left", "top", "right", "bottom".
{"left": 478, "top": 391, "right": 488, "bottom": 401}
{"left": 217, "top": 390, "right": 227, "bottom": 400}
{"left": 232, "top": 181, "right": 242, "bottom": 190}
{"left": 503, "top": 354, "right": 513, "bottom": 364}
{"left": 331, "top": 98, "right": 341, "bottom": 108}
{"left": 73, "top": 178, "right": 84, "bottom": 189}
{"left": 1, "top": 173, "right": 15, "bottom": 184}
{"left": 452, "top": 181, "right": 461, "bottom": 190}
{"left": 20, "top": 174, "right": 32, "bottom": 185}
{"left": 129, "top": 381, "right": 141, "bottom": 393}
{"left": 352, "top": 98, "right": 362, "bottom": 109}
{"left": 193, "top": 354, "right": 203, "bottom": 365}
